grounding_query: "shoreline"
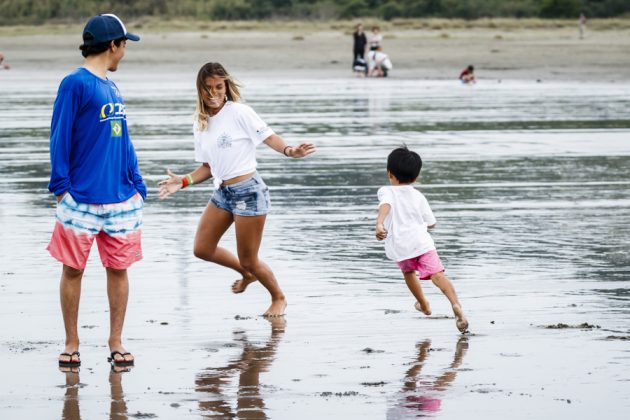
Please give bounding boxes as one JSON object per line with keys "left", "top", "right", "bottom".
{"left": 2, "top": 25, "right": 630, "bottom": 81}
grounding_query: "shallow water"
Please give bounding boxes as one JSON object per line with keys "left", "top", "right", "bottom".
{"left": 1, "top": 69, "right": 629, "bottom": 419}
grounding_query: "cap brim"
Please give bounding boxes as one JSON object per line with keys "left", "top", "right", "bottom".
{"left": 125, "top": 33, "right": 140, "bottom": 41}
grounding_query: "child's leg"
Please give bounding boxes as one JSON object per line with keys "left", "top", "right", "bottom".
{"left": 431, "top": 272, "right": 469, "bottom": 332}
{"left": 403, "top": 271, "right": 432, "bottom": 315}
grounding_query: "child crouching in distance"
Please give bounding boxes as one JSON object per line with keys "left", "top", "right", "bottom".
{"left": 375, "top": 146, "right": 469, "bottom": 333}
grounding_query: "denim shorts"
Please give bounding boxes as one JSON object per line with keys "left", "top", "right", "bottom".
{"left": 210, "top": 173, "right": 270, "bottom": 216}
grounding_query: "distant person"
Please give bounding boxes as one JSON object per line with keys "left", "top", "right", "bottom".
{"left": 352, "top": 23, "right": 367, "bottom": 66}
{"left": 375, "top": 146, "right": 469, "bottom": 333}
{"left": 353, "top": 56, "right": 368, "bottom": 77}
{"left": 579, "top": 13, "right": 587, "bottom": 39}
{"left": 48, "top": 13, "right": 145, "bottom": 368}
{"left": 0, "top": 52, "right": 10, "bottom": 70}
{"left": 369, "top": 26, "right": 383, "bottom": 51}
{"left": 367, "top": 46, "right": 392, "bottom": 77}
{"left": 158, "top": 62, "right": 315, "bottom": 317}
{"left": 459, "top": 65, "right": 476, "bottom": 84}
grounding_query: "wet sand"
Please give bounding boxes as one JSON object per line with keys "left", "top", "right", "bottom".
{"left": 1, "top": 25, "right": 630, "bottom": 80}
{"left": 1, "top": 27, "right": 630, "bottom": 419}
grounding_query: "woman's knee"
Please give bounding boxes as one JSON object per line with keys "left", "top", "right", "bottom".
{"left": 239, "top": 257, "right": 259, "bottom": 273}
{"left": 193, "top": 244, "right": 216, "bottom": 261}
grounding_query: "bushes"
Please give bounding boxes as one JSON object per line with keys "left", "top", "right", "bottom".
{"left": 539, "top": 0, "right": 582, "bottom": 18}
{"left": 1, "top": 0, "right": 629, "bottom": 24}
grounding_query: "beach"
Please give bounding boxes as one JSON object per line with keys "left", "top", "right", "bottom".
{"left": 2, "top": 24, "right": 630, "bottom": 80}
{"left": 1, "top": 23, "right": 629, "bottom": 419}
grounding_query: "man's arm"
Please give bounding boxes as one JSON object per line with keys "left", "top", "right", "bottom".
{"left": 127, "top": 139, "right": 147, "bottom": 199}
{"left": 49, "top": 82, "right": 79, "bottom": 201}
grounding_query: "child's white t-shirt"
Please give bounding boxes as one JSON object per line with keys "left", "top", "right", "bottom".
{"left": 377, "top": 185, "right": 437, "bottom": 262}
{"left": 193, "top": 101, "right": 274, "bottom": 187}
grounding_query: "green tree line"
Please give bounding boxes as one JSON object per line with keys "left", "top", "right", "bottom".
{"left": 1, "top": 0, "right": 629, "bottom": 25}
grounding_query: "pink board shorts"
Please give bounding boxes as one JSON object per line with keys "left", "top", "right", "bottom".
{"left": 397, "top": 249, "right": 445, "bottom": 280}
{"left": 47, "top": 192, "right": 143, "bottom": 270}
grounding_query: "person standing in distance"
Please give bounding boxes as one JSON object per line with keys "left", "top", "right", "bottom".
{"left": 48, "top": 14, "right": 146, "bottom": 368}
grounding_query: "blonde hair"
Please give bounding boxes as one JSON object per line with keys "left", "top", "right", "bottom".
{"left": 194, "top": 62, "right": 242, "bottom": 131}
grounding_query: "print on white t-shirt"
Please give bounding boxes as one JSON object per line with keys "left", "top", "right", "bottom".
{"left": 217, "top": 133, "right": 233, "bottom": 149}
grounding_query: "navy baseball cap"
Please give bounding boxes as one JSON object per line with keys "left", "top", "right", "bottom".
{"left": 82, "top": 14, "right": 140, "bottom": 45}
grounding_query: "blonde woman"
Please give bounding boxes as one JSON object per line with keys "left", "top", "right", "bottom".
{"left": 159, "top": 62, "right": 315, "bottom": 317}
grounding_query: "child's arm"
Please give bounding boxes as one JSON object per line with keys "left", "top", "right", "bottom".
{"left": 375, "top": 203, "right": 391, "bottom": 240}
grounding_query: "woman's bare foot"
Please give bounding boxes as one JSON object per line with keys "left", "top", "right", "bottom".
{"left": 231, "top": 273, "right": 257, "bottom": 294}
{"left": 263, "top": 298, "right": 287, "bottom": 317}
{"left": 414, "top": 300, "right": 432, "bottom": 315}
{"left": 452, "top": 304, "right": 469, "bottom": 333}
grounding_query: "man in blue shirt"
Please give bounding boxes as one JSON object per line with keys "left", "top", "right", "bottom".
{"left": 48, "top": 14, "right": 145, "bottom": 369}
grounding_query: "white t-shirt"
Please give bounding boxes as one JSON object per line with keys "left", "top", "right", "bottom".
{"left": 368, "top": 51, "right": 393, "bottom": 70}
{"left": 370, "top": 33, "right": 383, "bottom": 48}
{"left": 377, "top": 185, "right": 437, "bottom": 262}
{"left": 194, "top": 101, "right": 274, "bottom": 187}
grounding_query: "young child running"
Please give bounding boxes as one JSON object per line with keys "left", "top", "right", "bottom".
{"left": 375, "top": 146, "right": 469, "bottom": 333}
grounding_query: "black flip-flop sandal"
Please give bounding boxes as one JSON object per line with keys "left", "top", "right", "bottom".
{"left": 59, "top": 351, "right": 81, "bottom": 367}
{"left": 108, "top": 351, "right": 134, "bottom": 366}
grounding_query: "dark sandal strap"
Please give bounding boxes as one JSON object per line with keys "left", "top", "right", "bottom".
{"left": 109, "top": 351, "right": 134, "bottom": 362}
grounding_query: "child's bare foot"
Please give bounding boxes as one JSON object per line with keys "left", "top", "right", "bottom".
{"left": 231, "top": 273, "right": 257, "bottom": 294}
{"left": 452, "top": 304, "right": 469, "bottom": 333}
{"left": 263, "top": 298, "right": 287, "bottom": 318}
{"left": 414, "top": 300, "right": 432, "bottom": 315}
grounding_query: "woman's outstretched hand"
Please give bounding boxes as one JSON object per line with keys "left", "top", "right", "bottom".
{"left": 288, "top": 143, "right": 316, "bottom": 158}
{"left": 158, "top": 169, "right": 182, "bottom": 200}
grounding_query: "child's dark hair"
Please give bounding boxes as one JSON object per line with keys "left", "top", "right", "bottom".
{"left": 79, "top": 36, "right": 125, "bottom": 58}
{"left": 387, "top": 146, "right": 422, "bottom": 183}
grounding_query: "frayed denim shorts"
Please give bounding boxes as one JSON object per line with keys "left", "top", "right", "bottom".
{"left": 210, "top": 173, "right": 270, "bottom": 216}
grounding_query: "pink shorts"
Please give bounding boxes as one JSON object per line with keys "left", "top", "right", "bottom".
{"left": 397, "top": 250, "right": 445, "bottom": 280}
{"left": 47, "top": 193, "right": 143, "bottom": 270}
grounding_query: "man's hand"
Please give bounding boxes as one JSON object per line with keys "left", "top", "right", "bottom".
{"left": 375, "top": 223, "right": 388, "bottom": 241}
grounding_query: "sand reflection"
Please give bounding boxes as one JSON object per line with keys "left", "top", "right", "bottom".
{"left": 60, "top": 368, "right": 81, "bottom": 420}
{"left": 109, "top": 366, "right": 132, "bottom": 420}
{"left": 388, "top": 336, "right": 469, "bottom": 418}
{"left": 59, "top": 366, "right": 132, "bottom": 420}
{"left": 196, "top": 318, "right": 286, "bottom": 419}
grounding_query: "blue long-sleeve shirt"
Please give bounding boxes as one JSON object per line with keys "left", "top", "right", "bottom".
{"left": 48, "top": 67, "right": 146, "bottom": 204}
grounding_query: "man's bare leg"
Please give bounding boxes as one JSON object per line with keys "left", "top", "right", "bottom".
{"left": 107, "top": 267, "right": 134, "bottom": 363}
{"left": 59, "top": 265, "right": 83, "bottom": 365}
{"left": 403, "top": 271, "right": 431, "bottom": 315}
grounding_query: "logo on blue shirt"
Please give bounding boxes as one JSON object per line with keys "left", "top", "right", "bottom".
{"left": 100, "top": 102, "right": 126, "bottom": 121}
{"left": 111, "top": 120, "right": 122, "bottom": 137}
